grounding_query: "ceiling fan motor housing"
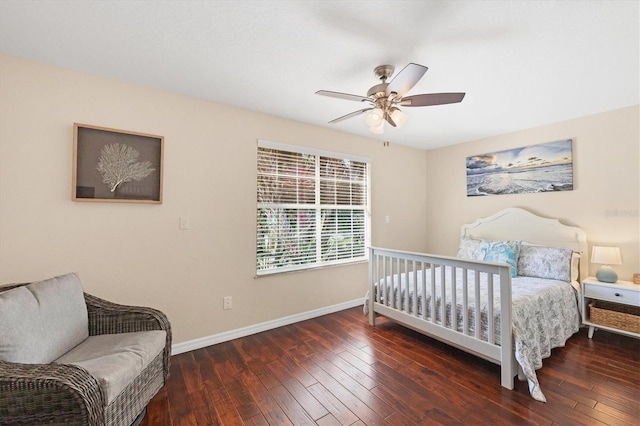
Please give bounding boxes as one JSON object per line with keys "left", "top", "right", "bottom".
{"left": 367, "top": 83, "right": 389, "bottom": 98}
{"left": 367, "top": 65, "right": 395, "bottom": 97}
{"left": 373, "top": 65, "right": 394, "bottom": 81}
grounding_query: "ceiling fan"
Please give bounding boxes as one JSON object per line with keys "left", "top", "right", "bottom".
{"left": 316, "top": 63, "right": 465, "bottom": 134}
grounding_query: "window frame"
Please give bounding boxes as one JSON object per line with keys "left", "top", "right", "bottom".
{"left": 256, "top": 139, "right": 371, "bottom": 276}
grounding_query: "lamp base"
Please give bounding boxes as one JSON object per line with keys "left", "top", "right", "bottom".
{"left": 596, "top": 265, "right": 618, "bottom": 283}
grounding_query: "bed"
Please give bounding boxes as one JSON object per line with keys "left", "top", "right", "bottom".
{"left": 365, "top": 207, "right": 587, "bottom": 402}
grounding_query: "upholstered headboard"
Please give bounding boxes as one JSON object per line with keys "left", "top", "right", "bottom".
{"left": 460, "top": 207, "right": 588, "bottom": 281}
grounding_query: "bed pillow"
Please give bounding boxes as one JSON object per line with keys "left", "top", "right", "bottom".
{"left": 457, "top": 236, "right": 482, "bottom": 260}
{"left": 517, "top": 245, "right": 573, "bottom": 282}
{"left": 480, "top": 240, "right": 521, "bottom": 278}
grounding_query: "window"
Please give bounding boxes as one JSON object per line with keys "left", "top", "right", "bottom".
{"left": 256, "top": 140, "right": 370, "bottom": 275}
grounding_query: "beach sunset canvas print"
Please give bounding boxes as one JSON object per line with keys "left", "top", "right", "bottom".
{"left": 467, "top": 139, "right": 573, "bottom": 196}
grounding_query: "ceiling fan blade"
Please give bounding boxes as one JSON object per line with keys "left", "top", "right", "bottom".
{"left": 329, "top": 108, "right": 372, "bottom": 123}
{"left": 386, "top": 63, "right": 428, "bottom": 97}
{"left": 401, "top": 92, "right": 466, "bottom": 107}
{"left": 316, "top": 90, "right": 370, "bottom": 103}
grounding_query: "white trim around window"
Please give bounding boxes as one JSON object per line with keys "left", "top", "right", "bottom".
{"left": 256, "top": 139, "right": 371, "bottom": 276}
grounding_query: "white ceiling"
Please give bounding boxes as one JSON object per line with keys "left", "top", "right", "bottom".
{"left": 1, "top": 0, "right": 638, "bottom": 150}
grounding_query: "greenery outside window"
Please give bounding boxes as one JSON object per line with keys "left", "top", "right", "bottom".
{"left": 256, "top": 140, "right": 370, "bottom": 275}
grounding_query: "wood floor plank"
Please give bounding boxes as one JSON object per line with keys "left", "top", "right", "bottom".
{"left": 309, "top": 352, "right": 397, "bottom": 420}
{"left": 268, "top": 384, "right": 317, "bottom": 425}
{"left": 590, "top": 383, "right": 640, "bottom": 412}
{"left": 214, "top": 359, "right": 262, "bottom": 421}
{"left": 310, "top": 367, "right": 391, "bottom": 425}
{"left": 591, "top": 401, "right": 640, "bottom": 425}
{"left": 141, "top": 307, "right": 639, "bottom": 426}
{"left": 574, "top": 402, "right": 637, "bottom": 426}
{"left": 238, "top": 366, "right": 293, "bottom": 425}
{"left": 143, "top": 388, "right": 170, "bottom": 425}
{"left": 246, "top": 357, "right": 281, "bottom": 390}
{"left": 307, "top": 382, "right": 359, "bottom": 425}
{"left": 369, "top": 384, "right": 436, "bottom": 424}
{"left": 402, "top": 361, "right": 488, "bottom": 410}
{"left": 244, "top": 413, "right": 269, "bottom": 425}
{"left": 266, "top": 360, "right": 329, "bottom": 420}
{"left": 254, "top": 332, "right": 319, "bottom": 388}
{"left": 207, "top": 385, "right": 245, "bottom": 425}
{"left": 314, "top": 413, "right": 342, "bottom": 426}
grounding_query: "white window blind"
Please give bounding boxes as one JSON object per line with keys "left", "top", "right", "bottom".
{"left": 256, "top": 140, "right": 370, "bottom": 275}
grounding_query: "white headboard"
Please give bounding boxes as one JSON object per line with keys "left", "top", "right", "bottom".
{"left": 460, "top": 207, "right": 588, "bottom": 280}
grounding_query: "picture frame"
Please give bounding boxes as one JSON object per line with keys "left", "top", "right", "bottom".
{"left": 466, "top": 139, "right": 573, "bottom": 197}
{"left": 72, "top": 123, "right": 164, "bottom": 203}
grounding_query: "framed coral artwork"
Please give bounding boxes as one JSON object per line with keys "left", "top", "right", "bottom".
{"left": 72, "top": 123, "right": 164, "bottom": 203}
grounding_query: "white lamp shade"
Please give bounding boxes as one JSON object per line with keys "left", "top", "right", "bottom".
{"left": 365, "top": 108, "right": 384, "bottom": 127}
{"left": 590, "top": 246, "right": 622, "bottom": 265}
{"left": 368, "top": 121, "right": 385, "bottom": 134}
{"left": 390, "top": 108, "right": 409, "bottom": 128}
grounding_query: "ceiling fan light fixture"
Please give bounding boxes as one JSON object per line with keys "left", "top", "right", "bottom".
{"left": 368, "top": 121, "right": 385, "bottom": 134}
{"left": 317, "top": 63, "right": 465, "bottom": 134}
{"left": 364, "top": 108, "right": 384, "bottom": 127}
{"left": 390, "top": 108, "right": 409, "bottom": 128}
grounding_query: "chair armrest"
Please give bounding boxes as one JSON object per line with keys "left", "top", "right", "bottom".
{"left": 84, "top": 293, "right": 172, "bottom": 381}
{"left": 0, "top": 361, "right": 104, "bottom": 425}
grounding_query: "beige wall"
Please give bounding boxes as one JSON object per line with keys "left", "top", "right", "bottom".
{"left": 0, "top": 54, "right": 429, "bottom": 344}
{"left": 425, "top": 105, "right": 640, "bottom": 281}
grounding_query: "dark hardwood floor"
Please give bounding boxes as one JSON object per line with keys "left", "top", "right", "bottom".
{"left": 142, "top": 307, "right": 639, "bottom": 425}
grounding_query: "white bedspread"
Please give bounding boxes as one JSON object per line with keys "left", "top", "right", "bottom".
{"left": 364, "top": 266, "right": 581, "bottom": 402}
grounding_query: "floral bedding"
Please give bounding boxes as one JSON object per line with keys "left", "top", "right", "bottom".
{"left": 363, "top": 266, "right": 581, "bottom": 402}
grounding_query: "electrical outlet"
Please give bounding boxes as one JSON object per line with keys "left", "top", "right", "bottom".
{"left": 223, "top": 296, "right": 232, "bottom": 310}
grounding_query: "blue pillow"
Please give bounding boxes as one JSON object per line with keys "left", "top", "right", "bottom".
{"left": 480, "top": 240, "right": 521, "bottom": 278}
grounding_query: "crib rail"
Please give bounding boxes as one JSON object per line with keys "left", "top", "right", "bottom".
{"left": 368, "top": 246, "right": 515, "bottom": 389}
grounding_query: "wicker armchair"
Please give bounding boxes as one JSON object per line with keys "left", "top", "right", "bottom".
{"left": 0, "top": 282, "right": 171, "bottom": 426}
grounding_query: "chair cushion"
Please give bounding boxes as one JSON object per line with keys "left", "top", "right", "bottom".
{"left": 55, "top": 330, "right": 167, "bottom": 404}
{"left": 0, "top": 273, "right": 88, "bottom": 363}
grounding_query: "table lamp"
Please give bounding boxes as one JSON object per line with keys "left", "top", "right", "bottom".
{"left": 590, "top": 246, "right": 622, "bottom": 283}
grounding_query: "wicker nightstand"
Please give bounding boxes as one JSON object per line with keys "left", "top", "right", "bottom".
{"left": 582, "top": 277, "right": 640, "bottom": 339}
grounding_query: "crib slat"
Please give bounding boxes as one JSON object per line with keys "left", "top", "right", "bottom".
{"left": 392, "top": 257, "right": 396, "bottom": 308}
{"left": 420, "top": 263, "right": 427, "bottom": 320}
{"left": 451, "top": 266, "right": 457, "bottom": 330}
{"left": 412, "top": 260, "right": 418, "bottom": 316}
{"left": 440, "top": 264, "right": 446, "bottom": 327}
{"left": 368, "top": 249, "right": 375, "bottom": 326}
{"left": 488, "top": 274, "right": 494, "bottom": 344}
{"left": 430, "top": 266, "right": 436, "bottom": 323}
{"left": 474, "top": 272, "right": 481, "bottom": 340}
{"left": 462, "top": 269, "right": 468, "bottom": 334}
{"left": 382, "top": 255, "right": 388, "bottom": 307}
{"left": 404, "top": 258, "right": 409, "bottom": 313}
{"left": 396, "top": 257, "right": 401, "bottom": 310}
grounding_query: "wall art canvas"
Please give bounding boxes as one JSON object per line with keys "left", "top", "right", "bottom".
{"left": 466, "top": 139, "right": 573, "bottom": 196}
{"left": 73, "top": 123, "right": 164, "bottom": 203}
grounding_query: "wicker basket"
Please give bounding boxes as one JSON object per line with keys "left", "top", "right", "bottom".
{"left": 589, "top": 301, "right": 640, "bottom": 334}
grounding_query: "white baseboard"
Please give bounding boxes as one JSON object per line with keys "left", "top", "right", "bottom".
{"left": 171, "top": 298, "right": 363, "bottom": 355}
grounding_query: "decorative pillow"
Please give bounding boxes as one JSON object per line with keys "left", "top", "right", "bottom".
{"left": 480, "top": 240, "right": 521, "bottom": 278}
{"left": 0, "top": 273, "right": 88, "bottom": 364}
{"left": 457, "top": 236, "right": 482, "bottom": 260}
{"left": 517, "top": 245, "right": 572, "bottom": 282}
